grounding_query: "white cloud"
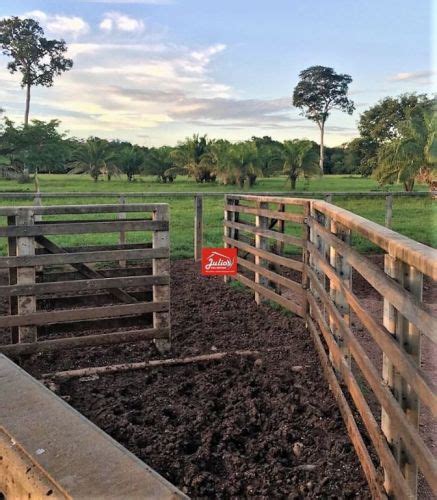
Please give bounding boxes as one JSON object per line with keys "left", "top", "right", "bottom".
{"left": 99, "top": 12, "right": 145, "bottom": 33}
{"left": 388, "top": 70, "right": 434, "bottom": 83}
{"left": 24, "top": 10, "right": 90, "bottom": 38}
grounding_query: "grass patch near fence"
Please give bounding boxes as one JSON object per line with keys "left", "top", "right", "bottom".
{"left": 0, "top": 174, "right": 434, "bottom": 258}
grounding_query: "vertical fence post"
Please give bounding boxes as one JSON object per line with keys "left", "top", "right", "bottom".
{"left": 302, "top": 201, "right": 311, "bottom": 318}
{"left": 255, "top": 201, "right": 269, "bottom": 305}
{"left": 16, "top": 208, "right": 37, "bottom": 343}
{"left": 329, "top": 220, "right": 352, "bottom": 366}
{"left": 325, "top": 193, "right": 333, "bottom": 204}
{"left": 118, "top": 195, "right": 127, "bottom": 268}
{"left": 382, "top": 255, "right": 421, "bottom": 496}
{"left": 7, "top": 215, "right": 18, "bottom": 343}
{"left": 385, "top": 194, "right": 393, "bottom": 229}
{"left": 194, "top": 194, "right": 203, "bottom": 261}
{"left": 224, "top": 196, "right": 238, "bottom": 284}
{"left": 152, "top": 205, "right": 171, "bottom": 353}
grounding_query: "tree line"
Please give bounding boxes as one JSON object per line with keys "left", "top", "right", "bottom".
{"left": 0, "top": 15, "right": 435, "bottom": 191}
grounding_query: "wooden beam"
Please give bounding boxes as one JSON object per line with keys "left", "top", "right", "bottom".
{"left": 16, "top": 209, "right": 37, "bottom": 343}
{"left": 308, "top": 243, "right": 437, "bottom": 417}
{"left": 36, "top": 236, "right": 138, "bottom": 304}
{"left": 309, "top": 218, "right": 436, "bottom": 343}
{"left": 225, "top": 204, "right": 304, "bottom": 224}
{"left": 152, "top": 205, "right": 171, "bottom": 352}
{"left": 0, "top": 274, "right": 169, "bottom": 298}
{"left": 224, "top": 236, "right": 303, "bottom": 272}
{"left": 310, "top": 200, "right": 437, "bottom": 279}
{"left": 0, "top": 301, "right": 168, "bottom": 329}
{"left": 255, "top": 201, "right": 269, "bottom": 304}
{"left": 0, "top": 328, "right": 169, "bottom": 356}
{"left": 0, "top": 247, "right": 167, "bottom": 269}
{"left": 224, "top": 220, "right": 303, "bottom": 247}
{"left": 235, "top": 272, "right": 304, "bottom": 317}
{"left": 0, "top": 220, "right": 168, "bottom": 237}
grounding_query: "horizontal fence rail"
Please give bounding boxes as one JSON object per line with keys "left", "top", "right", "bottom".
{"left": 0, "top": 203, "right": 171, "bottom": 357}
{"left": 223, "top": 194, "right": 437, "bottom": 499}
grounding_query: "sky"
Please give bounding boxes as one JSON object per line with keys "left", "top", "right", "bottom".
{"left": 0, "top": 0, "right": 434, "bottom": 147}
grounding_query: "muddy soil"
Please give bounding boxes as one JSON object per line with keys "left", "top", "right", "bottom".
{"left": 14, "top": 260, "right": 371, "bottom": 498}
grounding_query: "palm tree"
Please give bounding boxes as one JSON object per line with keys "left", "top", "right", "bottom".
{"left": 144, "top": 147, "right": 176, "bottom": 183}
{"left": 223, "top": 141, "right": 262, "bottom": 188}
{"left": 69, "top": 139, "right": 117, "bottom": 182}
{"left": 118, "top": 146, "right": 144, "bottom": 182}
{"left": 273, "top": 140, "right": 319, "bottom": 189}
{"left": 374, "top": 104, "right": 436, "bottom": 191}
{"left": 168, "top": 134, "right": 216, "bottom": 182}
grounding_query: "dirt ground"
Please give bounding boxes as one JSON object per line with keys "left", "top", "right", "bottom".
{"left": 10, "top": 260, "right": 372, "bottom": 498}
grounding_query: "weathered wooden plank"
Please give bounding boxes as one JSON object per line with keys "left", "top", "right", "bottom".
{"left": 37, "top": 242, "right": 153, "bottom": 254}
{"left": 225, "top": 204, "right": 304, "bottom": 224}
{"left": 382, "top": 256, "right": 423, "bottom": 496}
{"left": 308, "top": 243, "right": 437, "bottom": 416}
{"left": 237, "top": 256, "right": 304, "bottom": 296}
{"left": 255, "top": 201, "right": 269, "bottom": 304}
{"left": 0, "top": 247, "right": 168, "bottom": 269}
{"left": 7, "top": 215, "right": 18, "bottom": 343}
{"left": 307, "top": 300, "right": 412, "bottom": 500}
{"left": 16, "top": 210, "right": 37, "bottom": 343}
{"left": 36, "top": 236, "right": 139, "bottom": 304}
{"left": 152, "top": 205, "right": 171, "bottom": 351}
{"left": 0, "top": 301, "right": 168, "bottom": 328}
{"left": 0, "top": 220, "right": 168, "bottom": 237}
{"left": 311, "top": 200, "right": 437, "bottom": 279}
{"left": 224, "top": 236, "right": 303, "bottom": 272}
{"left": 235, "top": 272, "right": 304, "bottom": 317}
{"left": 223, "top": 196, "right": 238, "bottom": 284}
{"left": 309, "top": 217, "right": 437, "bottom": 343}
{"left": 0, "top": 203, "right": 168, "bottom": 216}
{"left": 225, "top": 194, "right": 309, "bottom": 205}
{"left": 0, "top": 274, "right": 169, "bottom": 297}
{"left": 0, "top": 328, "right": 169, "bottom": 356}
{"left": 306, "top": 316, "right": 388, "bottom": 500}
{"left": 308, "top": 269, "right": 437, "bottom": 493}
{"left": 224, "top": 220, "right": 303, "bottom": 246}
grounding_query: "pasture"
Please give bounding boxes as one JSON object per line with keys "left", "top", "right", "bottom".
{"left": 0, "top": 174, "right": 434, "bottom": 258}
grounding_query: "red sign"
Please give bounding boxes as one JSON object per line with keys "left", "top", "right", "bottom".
{"left": 201, "top": 248, "right": 237, "bottom": 276}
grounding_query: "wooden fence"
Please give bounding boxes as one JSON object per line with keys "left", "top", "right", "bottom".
{"left": 224, "top": 194, "right": 437, "bottom": 499}
{"left": 0, "top": 203, "right": 171, "bottom": 357}
{"left": 0, "top": 190, "right": 433, "bottom": 261}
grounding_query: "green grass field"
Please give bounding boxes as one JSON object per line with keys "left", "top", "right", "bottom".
{"left": 0, "top": 174, "right": 434, "bottom": 258}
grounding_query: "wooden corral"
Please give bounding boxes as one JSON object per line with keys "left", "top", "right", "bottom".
{"left": 224, "top": 194, "right": 437, "bottom": 500}
{"left": 0, "top": 203, "right": 171, "bottom": 358}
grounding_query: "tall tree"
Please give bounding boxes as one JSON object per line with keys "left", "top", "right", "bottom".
{"left": 0, "top": 17, "right": 73, "bottom": 125}
{"left": 373, "top": 104, "right": 436, "bottom": 191}
{"left": 358, "top": 93, "right": 432, "bottom": 175}
{"left": 293, "top": 66, "right": 355, "bottom": 174}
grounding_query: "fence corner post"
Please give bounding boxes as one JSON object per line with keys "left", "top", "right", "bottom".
{"left": 152, "top": 204, "right": 171, "bottom": 354}
{"left": 194, "top": 194, "right": 203, "bottom": 261}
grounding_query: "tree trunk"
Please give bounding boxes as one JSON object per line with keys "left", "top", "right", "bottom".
{"left": 404, "top": 179, "right": 414, "bottom": 192}
{"left": 24, "top": 83, "right": 31, "bottom": 126}
{"left": 290, "top": 175, "right": 297, "bottom": 190}
{"left": 319, "top": 123, "right": 325, "bottom": 175}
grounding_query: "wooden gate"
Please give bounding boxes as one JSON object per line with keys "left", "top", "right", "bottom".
{"left": 0, "top": 203, "right": 170, "bottom": 356}
{"left": 224, "top": 194, "right": 437, "bottom": 499}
